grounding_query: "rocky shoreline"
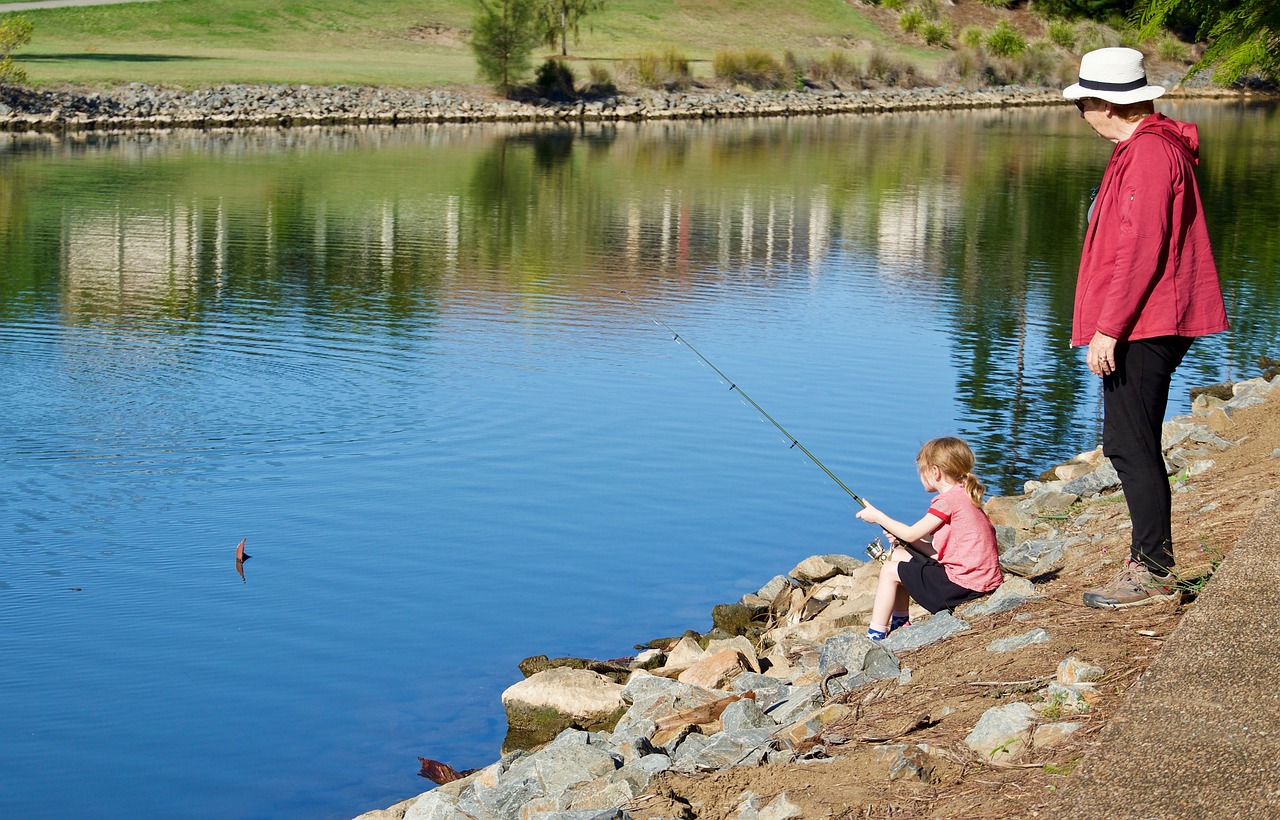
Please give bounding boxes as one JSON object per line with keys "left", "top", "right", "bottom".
{"left": 0, "top": 82, "right": 1256, "bottom": 133}
{"left": 356, "top": 374, "right": 1280, "bottom": 819}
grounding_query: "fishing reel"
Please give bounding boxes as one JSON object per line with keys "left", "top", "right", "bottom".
{"left": 867, "top": 537, "right": 891, "bottom": 563}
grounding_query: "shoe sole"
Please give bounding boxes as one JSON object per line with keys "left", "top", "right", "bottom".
{"left": 1082, "top": 589, "right": 1180, "bottom": 610}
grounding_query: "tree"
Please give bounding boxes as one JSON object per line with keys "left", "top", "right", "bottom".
{"left": 0, "top": 16, "right": 34, "bottom": 86}
{"left": 471, "top": 0, "right": 541, "bottom": 93}
{"left": 536, "top": 0, "right": 605, "bottom": 57}
{"left": 1136, "top": 0, "right": 1280, "bottom": 82}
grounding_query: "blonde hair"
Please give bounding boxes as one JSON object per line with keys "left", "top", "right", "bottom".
{"left": 917, "top": 436, "right": 986, "bottom": 506}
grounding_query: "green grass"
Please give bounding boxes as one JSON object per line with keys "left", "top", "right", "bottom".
{"left": 6, "top": 0, "right": 900, "bottom": 89}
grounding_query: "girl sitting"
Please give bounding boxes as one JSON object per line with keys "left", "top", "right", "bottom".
{"left": 856, "top": 437, "right": 1004, "bottom": 641}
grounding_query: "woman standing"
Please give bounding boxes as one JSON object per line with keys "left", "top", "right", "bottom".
{"left": 1063, "top": 48, "right": 1229, "bottom": 608}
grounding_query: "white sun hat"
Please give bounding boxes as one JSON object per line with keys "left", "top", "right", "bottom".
{"left": 1062, "top": 47, "right": 1166, "bottom": 104}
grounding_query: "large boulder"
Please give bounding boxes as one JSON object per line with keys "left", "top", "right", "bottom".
{"left": 789, "top": 554, "right": 863, "bottom": 584}
{"left": 816, "top": 631, "right": 900, "bottom": 697}
{"left": 501, "top": 668, "right": 627, "bottom": 751}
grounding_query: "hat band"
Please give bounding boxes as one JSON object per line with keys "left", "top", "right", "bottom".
{"left": 1078, "top": 76, "right": 1149, "bottom": 92}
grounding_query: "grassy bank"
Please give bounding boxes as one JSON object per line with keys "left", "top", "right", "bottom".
{"left": 7, "top": 0, "right": 905, "bottom": 89}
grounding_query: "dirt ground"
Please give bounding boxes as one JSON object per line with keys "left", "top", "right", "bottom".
{"left": 631, "top": 384, "right": 1280, "bottom": 819}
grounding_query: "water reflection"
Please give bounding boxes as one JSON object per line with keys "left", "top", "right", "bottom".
{"left": 4, "top": 106, "right": 1277, "bottom": 488}
{"left": 2, "top": 106, "right": 1277, "bottom": 818}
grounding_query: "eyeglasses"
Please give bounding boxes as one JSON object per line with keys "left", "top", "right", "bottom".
{"left": 1075, "top": 98, "right": 1100, "bottom": 113}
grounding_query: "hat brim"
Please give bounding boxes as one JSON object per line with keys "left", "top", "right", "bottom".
{"left": 1062, "top": 82, "right": 1166, "bottom": 104}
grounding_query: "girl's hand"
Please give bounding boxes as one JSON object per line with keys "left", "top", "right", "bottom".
{"left": 856, "top": 501, "right": 882, "bottom": 525}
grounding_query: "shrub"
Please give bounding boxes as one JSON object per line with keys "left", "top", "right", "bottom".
{"left": 587, "top": 62, "right": 614, "bottom": 91}
{"left": 1018, "top": 40, "right": 1061, "bottom": 83}
{"left": 881, "top": 0, "right": 907, "bottom": 10}
{"left": 1047, "top": 19, "right": 1076, "bottom": 50}
{"left": 867, "top": 48, "right": 922, "bottom": 87}
{"left": 899, "top": 8, "right": 926, "bottom": 34}
{"left": 976, "top": 0, "right": 1014, "bottom": 7}
{"left": 807, "top": 50, "right": 865, "bottom": 87}
{"left": 534, "top": 59, "right": 576, "bottom": 95}
{"left": 984, "top": 20, "right": 1027, "bottom": 57}
{"left": 1156, "top": 35, "right": 1189, "bottom": 63}
{"left": 1075, "top": 21, "right": 1120, "bottom": 53}
{"left": 714, "top": 48, "right": 786, "bottom": 89}
{"left": 921, "top": 20, "right": 952, "bottom": 47}
{"left": 959, "top": 26, "right": 986, "bottom": 50}
{"left": 1117, "top": 28, "right": 1143, "bottom": 49}
{"left": 917, "top": 0, "right": 942, "bottom": 20}
{"left": 662, "top": 46, "right": 690, "bottom": 81}
{"left": 633, "top": 47, "right": 691, "bottom": 89}
{"left": 634, "top": 51, "right": 662, "bottom": 88}
{"left": 0, "top": 16, "right": 34, "bottom": 86}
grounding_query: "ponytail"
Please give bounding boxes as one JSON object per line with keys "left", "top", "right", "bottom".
{"left": 962, "top": 472, "right": 986, "bottom": 507}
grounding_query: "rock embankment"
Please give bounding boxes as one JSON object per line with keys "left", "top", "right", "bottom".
{"left": 0, "top": 83, "right": 1109, "bottom": 132}
{"left": 356, "top": 373, "right": 1279, "bottom": 820}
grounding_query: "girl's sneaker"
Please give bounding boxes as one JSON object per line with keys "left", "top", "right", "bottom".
{"left": 890, "top": 614, "right": 911, "bottom": 632}
{"left": 866, "top": 627, "right": 889, "bottom": 642}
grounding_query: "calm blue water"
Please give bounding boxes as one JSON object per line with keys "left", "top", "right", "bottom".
{"left": 1, "top": 102, "right": 1276, "bottom": 817}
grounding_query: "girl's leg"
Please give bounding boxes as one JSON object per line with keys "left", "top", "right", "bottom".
{"left": 869, "top": 551, "right": 912, "bottom": 639}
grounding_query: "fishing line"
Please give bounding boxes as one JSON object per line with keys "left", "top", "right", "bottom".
{"left": 621, "top": 290, "right": 867, "bottom": 509}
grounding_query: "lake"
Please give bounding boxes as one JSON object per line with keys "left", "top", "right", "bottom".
{"left": 1, "top": 100, "right": 1277, "bottom": 818}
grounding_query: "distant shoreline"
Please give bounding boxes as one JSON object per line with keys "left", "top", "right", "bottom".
{"left": 0, "top": 82, "right": 1264, "bottom": 135}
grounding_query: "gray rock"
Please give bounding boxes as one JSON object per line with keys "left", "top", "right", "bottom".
{"left": 964, "top": 702, "right": 1038, "bottom": 760}
{"left": 756, "top": 575, "right": 792, "bottom": 601}
{"left": 816, "top": 631, "right": 901, "bottom": 696}
{"left": 1057, "top": 657, "right": 1104, "bottom": 684}
{"left": 403, "top": 788, "right": 475, "bottom": 820}
{"left": 994, "top": 524, "right": 1017, "bottom": 555}
{"left": 721, "top": 696, "right": 776, "bottom": 730}
{"left": 559, "top": 777, "right": 636, "bottom": 813}
{"left": 735, "top": 791, "right": 804, "bottom": 819}
{"left": 730, "top": 673, "right": 790, "bottom": 710}
{"left": 610, "top": 753, "right": 672, "bottom": 794}
{"left": 883, "top": 611, "right": 970, "bottom": 653}
{"left": 987, "top": 628, "right": 1052, "bottom": 653}
{"left": 476, "top": 730, "right": 618, "bottom": 816}
{"left": 876, "top": 742, "right": 953, "bottom": 784}
{"left": 789, "top": 553, "right": 863, "bottom": 584}
{"left": 667, "top": 729, "right": 709, "bottom": 761}
{"left": 959, "top": 577, "right": 1043, "bottom": 617}
{"left": 1062, "top": 458, "right": 1121, "bottom": 497}
{"left": 1000, "top": 538, "right": 1066, "bottom": 577}
{"left": 674, "top": 727, "right": 776, "bottom": 772}
{"left": 762, "top": 683, "right": 824, "bottom": 725}
{"left": 614, "top": 735, "right": 660, "bottom": 765}
{"left": 1025, "top": 488, "right": 1079, "bottom": 516}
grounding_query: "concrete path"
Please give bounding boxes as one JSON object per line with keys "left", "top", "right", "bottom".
{"left": 1049, "top": 495, "right": 1280, "bottom": 818}
{"left": 0, "top": 0, "right": 156, "bottom": 12}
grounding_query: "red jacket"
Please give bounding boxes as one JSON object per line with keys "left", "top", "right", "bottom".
{"left": 1071, "top": 113, "right": 1228, "bottom": 347}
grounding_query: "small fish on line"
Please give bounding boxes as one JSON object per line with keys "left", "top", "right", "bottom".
{"left": 235, "top": 538, "right": 250, "bottom": 562}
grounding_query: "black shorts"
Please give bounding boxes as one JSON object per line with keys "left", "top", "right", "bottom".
{"left": 897, "top": 555, "right": 985, "bottom": 614}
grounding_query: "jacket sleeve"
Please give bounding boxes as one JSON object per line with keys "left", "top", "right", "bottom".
{"left": 1095, "top": 141, "right": 1176, "bottom": 339}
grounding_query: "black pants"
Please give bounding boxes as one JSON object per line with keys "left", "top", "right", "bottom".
{"left": 1102, "top": 336, "right": 1194, "bottom": 573}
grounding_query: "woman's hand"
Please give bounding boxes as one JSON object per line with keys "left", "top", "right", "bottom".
{"left": 1087, "top": 331, "right": 1118, "bottom": 377}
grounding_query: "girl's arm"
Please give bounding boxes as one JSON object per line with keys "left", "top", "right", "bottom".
{"left": 857, "top": 501, "right": 943, "bottom": 549}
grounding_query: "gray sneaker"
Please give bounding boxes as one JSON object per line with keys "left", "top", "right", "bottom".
{"left": 1083, "top": 559, "right": 1179, "bottom": 609}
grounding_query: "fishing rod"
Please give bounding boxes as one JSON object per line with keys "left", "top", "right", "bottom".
{"left": 621, "top": 289, "right": 867, "bottom": 510}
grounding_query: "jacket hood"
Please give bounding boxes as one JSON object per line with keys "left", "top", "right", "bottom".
{"left": 1121, "top": 112, "right": 1200, "bottom": 164}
